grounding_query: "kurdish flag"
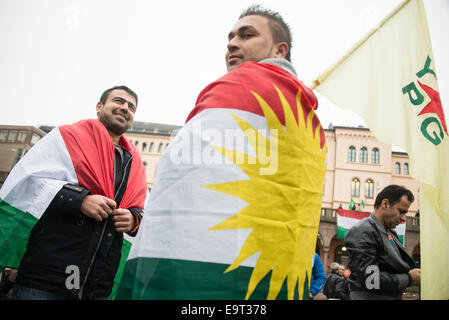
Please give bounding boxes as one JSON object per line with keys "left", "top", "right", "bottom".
{"left": 313, "top": 0, "right": 449, "bottom": 299}
{"left": 116, "top": 61, "right": 327, "bottom": 300}
{"left": 337, "top": 209, "right": 406, "bottom": 245}
{"left": 0, "top": 119, "right": 147, "bottom": 298}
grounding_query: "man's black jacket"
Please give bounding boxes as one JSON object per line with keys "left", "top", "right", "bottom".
{"left": 344, "top": 214, "right": 415, "bottom": 300}
{"left": 323, "top": 272, "right": 349, "bottom": 300}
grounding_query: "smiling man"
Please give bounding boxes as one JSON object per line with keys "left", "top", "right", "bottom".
{"left": 344, "top": 185, "right": 420, "bottom": 300}
{"left": 0, "top": 85, "right": 147, "bottom": 300}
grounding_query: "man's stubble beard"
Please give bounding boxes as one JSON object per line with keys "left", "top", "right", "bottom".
{"left": 98, "top": 113, "right": 130, "bottom": 136}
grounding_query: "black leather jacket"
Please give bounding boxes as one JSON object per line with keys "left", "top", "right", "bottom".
{"left": 15, "top": 148, "right": 143, "bottom": 299}
{"left": 344, "top": 214, "right": 415, "bottom": 299}
{"left": 323, "top": 272, "right": 349, "bottom": 300}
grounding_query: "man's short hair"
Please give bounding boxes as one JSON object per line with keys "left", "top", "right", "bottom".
{"left": 100, "top": 85, "right": 138, "bottom": 106}
{"left": 239, "top": 4, "right": 293, "bottom": 62}
{"left": 330, "top": 262, "right": 340, "bottom": 272}
{"left": 374, "top": 185, "right": 414, "bottom": 209}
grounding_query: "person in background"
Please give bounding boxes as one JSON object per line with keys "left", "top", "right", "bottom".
{"left": 309, "top": 253, "right": 326, "bottom": 299}
{"left": 344, "top": 185, "right": 420, "bottom": 300}
{"left": 323, "top": 262, "right": 349, "bottom": 300}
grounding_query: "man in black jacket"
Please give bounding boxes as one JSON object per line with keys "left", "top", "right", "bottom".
{"left": 344, "top": 185, "right": 420, "bottom": 300}
{"left": 323, "top": 263, "right": 349, "bottom": 300}
{"left": 10, "top": 86, "right": 146, "bottom": 300}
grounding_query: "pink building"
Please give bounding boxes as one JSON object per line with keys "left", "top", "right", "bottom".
{"left": 322, "top": 125, "right": 419, "bottom": 215}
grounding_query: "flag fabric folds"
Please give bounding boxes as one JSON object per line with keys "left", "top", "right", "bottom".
{"left": 313, "top": 0, "right": 449, "bottom": 299}
{"left": 337, "top": 209, "right": 370, "bottom": 239}
{"left": 116, "top": 61, "right": 327, "bottom": 300}
{"left": 0, "top": 119, "right": 147, "bottom": 298}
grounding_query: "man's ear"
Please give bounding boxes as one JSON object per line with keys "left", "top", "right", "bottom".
{"left": 273, "top": 42, "right": 288, "bottom": 59}
{"left": 382, "top": 199, "right": 390, "bottom": 209}
{"left": 96, "top": 102, "right": 103, "bottom": 115}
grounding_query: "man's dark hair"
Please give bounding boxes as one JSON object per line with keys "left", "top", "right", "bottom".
{"left": 374, "top": 185, "right": 414, "bottom": 209}
{"left": 100, "top": 85, "right": 138, "bottom": 106}
{"left": 239, "top": 4, "right": 293, "bottom": 62}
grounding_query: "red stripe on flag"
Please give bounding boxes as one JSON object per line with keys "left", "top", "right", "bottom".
{"left": 337, "top": 208, "right": 371, "bottom": 219}
{"left": 59, "top": 119, "right": 146, "bottom": 209}
{"left": 186, "top": 61, "right": 325, "bottom": 149}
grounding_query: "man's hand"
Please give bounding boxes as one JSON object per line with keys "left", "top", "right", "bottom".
{"left": 409, "top": 268, "right": 421, "bottom": 286}
{"left": 111, "top": 208, "right": 136, "bottom": 233}
{"left": 80, "top": 195, "right": 116, "bottom": 222}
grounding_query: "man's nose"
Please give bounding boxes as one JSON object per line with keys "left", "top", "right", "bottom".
{"left": 227, "top": 36, "right": 240, "bottom": 53}
{"left": 119, "top": 103, "right": 129, "bottom": 113}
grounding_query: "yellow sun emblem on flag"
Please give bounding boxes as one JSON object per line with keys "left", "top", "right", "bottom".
{"left": 205, "top": 84, "right": 327, "bottom": 300}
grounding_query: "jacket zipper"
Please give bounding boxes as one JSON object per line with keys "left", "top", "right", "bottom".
{"left": 77, "top": 153, "right": 132, "bottom": 300}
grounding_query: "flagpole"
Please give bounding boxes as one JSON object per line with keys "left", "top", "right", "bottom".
{"left": 310, "top": 0, "right": 411, "bottom": 90}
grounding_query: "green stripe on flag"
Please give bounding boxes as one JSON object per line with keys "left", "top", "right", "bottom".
{"left": 0, "top": 200, "right": 38, "bottom": 268}
{"left": 337, "top": 226, "right": 349, "bottom": 239}
{"left": 108, "top": 238, "right": 132, "bottom": 300}
{"left": 398, "top": 234, "right": 404, "bottom": 246}
{"left": 116, "top": 257, "right": 309, "bottom": 300}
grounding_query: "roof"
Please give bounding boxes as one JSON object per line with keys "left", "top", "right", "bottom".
{"left": 127, "top": 121, "right": 182, "bottom": 136}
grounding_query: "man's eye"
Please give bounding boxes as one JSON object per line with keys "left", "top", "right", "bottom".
{"left": 243, "top": 33, "right": 253, "bottom": 39}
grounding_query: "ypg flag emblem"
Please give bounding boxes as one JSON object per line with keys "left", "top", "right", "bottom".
{"left": 402, "top": 55, "right": 448, "bottom": 146}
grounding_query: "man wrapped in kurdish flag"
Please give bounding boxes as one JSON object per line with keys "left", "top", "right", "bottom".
{"left": 116, "top": 6, "right": 327, "bottom": 300}
{"left": 0, "top": 86, "right": 148, "bottom": 300}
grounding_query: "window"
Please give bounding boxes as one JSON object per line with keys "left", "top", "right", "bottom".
{"left": 8, "top": 131, "right": 18, "bottom": 142}
{"left": 31, "top": 133, "right": 40, "bottom": 145}
{"left": 395, "top": 162, "right": 401, "bottom": 175}
{"left": 366, "top": 179, "right": 374, "bottom": 198}
{"left": 404, "top": 163, "right": 409, "bottom": 175}
{"left": 143, "top": 161, "right": 148, "bottom": 171}
{"left": 134, "top": 140, "right": 139, "bottom": 147}
{"left": 372, "top": 148, "right": 380, "bottom": 164}
{"left": 348, "top": 146, "right": 356, "bottom": 162}
{"left": 351, "top": 178, "right": 360, "bottom": 197}
{"left": 149, "top": 142, "right": 154, "bottom": 152}
{"left": 360, "top": 147, "right": 368, "bottom": 163}
{"left": 0, "top": 130, "right": 8, "bottom": 142}
{"left": 158, "top": 143, "right": 163, "bottom": 153}
{"left": 142, "top": 142, "right": 147, "bottom": 152}
{"left": 17, "top": 131, "right": 27, "bottom": 143}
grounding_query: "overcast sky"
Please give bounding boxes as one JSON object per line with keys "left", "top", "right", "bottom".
{"left": 0, "top": 0, "right": 448, "bottom": 130}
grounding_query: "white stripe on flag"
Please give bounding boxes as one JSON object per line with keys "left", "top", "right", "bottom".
{"left": 0, "top": 128, "right": 78, "bottom": 219}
